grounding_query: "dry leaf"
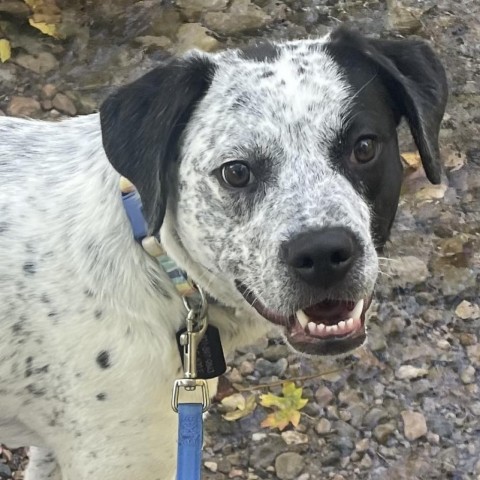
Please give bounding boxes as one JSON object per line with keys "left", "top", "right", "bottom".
{"left": 24, "top": 0, "right": 62, "bottom": 38}
{"left": 259, "top": 382, "right": 308, "bottom": 431}
{"left": 0, "top": 39, "right": 11, "bottom": 63}
{"left": 401, "top": 151, "right": 422, "bottom": 169}
{"left": 444, "top": 148, "right": 466, "bottom": 172}
{"left": 222, "top": 394, "right": 256, "bottom": 421}
{"left": 28, "top": 18, "right": 58, "bottom": 37}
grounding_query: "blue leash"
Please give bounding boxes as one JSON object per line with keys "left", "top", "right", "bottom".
{"left": 120, "top": 178, "right": 207, "bottom": 480}
{"left": 177, "top": 404, "right": 204, "bottom": 480}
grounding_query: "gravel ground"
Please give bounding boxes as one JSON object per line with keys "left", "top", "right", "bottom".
{"left": 0, "top": 0, "right": 479, "bottom": 479}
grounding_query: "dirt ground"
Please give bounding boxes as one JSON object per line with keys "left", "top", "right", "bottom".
{"left": 0, "top": 0, "right": 479, "bottom": 478}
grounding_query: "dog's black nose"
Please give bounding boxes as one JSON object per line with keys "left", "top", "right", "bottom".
{"left": 283, "top": 227, "right": 360, "bottom": 288}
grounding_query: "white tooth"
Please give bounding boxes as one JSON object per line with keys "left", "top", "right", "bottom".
{"left": 338, "top": 321, "right": 346, "bottom": 330}
{"left": 326, "top": 325, "right": 338, "bottom": 334}
{"left": 317, "top": 323, "right": 326, "bottom": 332}
{"left": 351, "top": 299, "right": 364, "bottom": 320}
{"left": 346, "top": 318, "right": 354, "bottom": 329}
{"left": 296, "top": 310, "right": 310, "bottom": 329}
{"left": 307, "top": 322, "right": 317, "bottom": 333}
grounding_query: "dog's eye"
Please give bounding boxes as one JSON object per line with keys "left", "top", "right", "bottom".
{"left": 352, "top": 137, "right": 377, "bottom": 163}
{"left": 220, "top": 162, "right": 252, "bottom": 188}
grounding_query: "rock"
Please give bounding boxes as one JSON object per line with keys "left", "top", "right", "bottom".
{"left": 262, "top": 344, "right": 289, "bottom": 362}
{"left": 460, "top": 365, "right": 476, "bottom": 384}
{"left": 275, "top": 452, "right": 304, "bottom": 480}
{"left": 41, "top": 84, "right": 57, "bottom": 99}
{"left": 0, "top": 110, "right": 5, "bottom": 116}
{"left": 41, "top": 99, "right": 53, "bottom": 111}
{"left": 363, "top": 407, "right": 389, "bottom": 428}
{"left": 239, "top": 360, "right": 255, "bottom": 376}
{"left": 255, "top": 358, "right": 288, "bottom": 377}
{"left": 373, "top": 422, "right": 396, "bottom": 444}
{"left": 360, "top": 453, "right": 373, "bottom": 469}
{"left": 133, "top": 35, "right": 172, "bottom": 50}
{"left": 386, "top": 0, "right": 423, "bottom": 34}
{"left": 467, "top": 344, "right": 480, "bottom": 367}
{"left": 401, "top": 410, "right": 428, "bottom": 440}
{"left": 249, "top": 437, "right": 286, "bottom": 470}
{"left": 385, "top": 256, "right": 429, "bottom": 287}
{"left": 455, "top": 300, "right": 480, "bottom": 320}
{"left": 0, "top": 0, "right": 30, "bottom": 16}
{"left": 6, "top": 96, "right": 41, "bottom": 117}
{"left": 147, "top": 8, "right": 182, "bottom": 38}
{"left": 366, "top": 323, "right": 387, "bottom": 351}
{"left": 355, "top": 438, "right": 370, "bottom": 452}
{"left": 395, "top": 365, "right": 429, "bottom": 380}
{"left": 0, "top": 462, "right": 12, "bottom": 477}
{"left": 204, "top": 0, "right": 272, "bottom": 35}
{"left": 15, "top": 52, "right": 59, "bottom": 74}
{"left": 204, "top": 461, "right": 218, "bottom": 472}
{"left": 315, "top": 418, "right": 332, "bottom": 435}
{"left": 314, "top": 385, "right": 334, "bottom": 406}
{"left": 177, "top": 0, "right": 228, "bottom": 20}
{"left": 281, "top": 430, "right": 308, "bottom": 445}
{"left": 175, "top": 23, "right": 220, "bottom": 54}
{"left": 52, "top": 93, "right": 77, "bottom": 116}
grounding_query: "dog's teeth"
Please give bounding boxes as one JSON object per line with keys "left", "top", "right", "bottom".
{"left": 326, "top": 325, "right": 338, "bottom": 334}
{"left": 351, "top": 299, "right": 364, "bottom": 320}
{"left": 307, "top": 322, "right": 317, "bottom": 333}
{"left": 296, "top": 310, "right": 310, "bottom": 329}
{"left": 346, "top": 318, "right": 354, "bottom": 329}
{"left": 338, "top": 320, "right": 346, "bottom": 330}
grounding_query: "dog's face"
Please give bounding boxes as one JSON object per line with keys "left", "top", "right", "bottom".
{"left": 101, "top": 28, "right": 447, "bottom": 356}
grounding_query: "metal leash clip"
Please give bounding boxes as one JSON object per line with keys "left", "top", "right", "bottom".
{"left": 171, "top": 283, "right": 210, "bottom": 413}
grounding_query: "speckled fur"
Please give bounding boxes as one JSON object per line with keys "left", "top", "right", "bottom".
{"left": 0, "top": 29, "right": 446, "bottom": 479}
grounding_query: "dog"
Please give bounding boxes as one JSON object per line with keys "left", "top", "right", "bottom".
{"left": 0, "top": 27, "right": 447, "bottom": 479}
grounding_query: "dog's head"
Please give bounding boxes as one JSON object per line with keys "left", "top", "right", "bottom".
{"left": 100, "top": 28, "right": 447, "bottom": 356}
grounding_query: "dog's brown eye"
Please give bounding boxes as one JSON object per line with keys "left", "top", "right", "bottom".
{"left": 221, "top": 162, "right": 252, "bottom": 188}
{"left": 353, "top": 137, "right": 377, "bottom": 163}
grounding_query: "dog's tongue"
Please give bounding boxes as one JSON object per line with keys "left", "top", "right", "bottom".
{"left": 303, "top": 300, "right": 355, "bottom": 326}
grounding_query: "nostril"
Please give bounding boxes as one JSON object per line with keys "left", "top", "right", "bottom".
{"left": 330, "top": 248, "right": 352, "bottom": 266}
{"left": 295, "top": 255, "right": 314, "bottom": 270}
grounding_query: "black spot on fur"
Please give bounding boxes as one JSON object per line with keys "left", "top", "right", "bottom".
{"left": 94, "top": 309, "right": 103, "bottom": 320}
{"left": 23, "top": 262, "right": 36, "bottom": 275}
{"left": 96, "top": 393, "right": 107, "bottom": 401}
{"left": 96, "top": 350, "right": 111, "bottom": 369}
{"left": 241, "top": 42, "right": 280, "bottom": 63}
{"left": 25, "top": 356, "right": 33, "bottom": 377}
{"left": 26, "top": 384, "right": 46, "bottom": 397}
{"left": 40, "top": 293, "right": 50, "bottom": 304}
{"left": 261, "top": 70, "right": 274, "bottom": 78}
{"left": 0, "top": 222, "right": 9, "bottom": 233}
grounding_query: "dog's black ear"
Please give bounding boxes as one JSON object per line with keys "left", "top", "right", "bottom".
{"left": 329, "top": 27, "right": 448, "bottom": 184}
{"left": 100, "top": 55, "right": 216, "bottom": 234}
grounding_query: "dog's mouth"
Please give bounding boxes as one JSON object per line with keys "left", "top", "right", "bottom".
{"left": 235, "top": 281, "right": 372, "bottom": 356}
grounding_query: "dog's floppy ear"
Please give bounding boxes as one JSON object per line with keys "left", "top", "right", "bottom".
{"left": 100, "top": 54, "right": 216, "bottom": 234}
{"left": 329, "top": 27, "right": 448, "bottom": 184}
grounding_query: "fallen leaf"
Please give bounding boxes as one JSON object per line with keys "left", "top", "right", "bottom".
{"left": 28, "top": 18, "right": 58, "bottom": 37}
{"left": 401, "top": 151, "right": 422, "bottom": 169}
{"left": 259, "top": 381, "right": 308, "bottom": 431}
{"left": 444, "top": 147, "right": 466, "bottom": 172}
{"left": 0, "top": 39, "right": 11, "bottom": 63}
{"left": 222, "top": 394, "right": 256, "bottom": 421}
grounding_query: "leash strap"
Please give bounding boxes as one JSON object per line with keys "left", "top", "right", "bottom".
{"left": 177, "top": 403, "right": 203, "bottom": 480}
{"left": 120, "top": 176, "right": 209, "bottom": 480}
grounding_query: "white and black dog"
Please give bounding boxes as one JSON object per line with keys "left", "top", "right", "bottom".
{"left": 0, "top": 27, "right": 447, "bottom": 479}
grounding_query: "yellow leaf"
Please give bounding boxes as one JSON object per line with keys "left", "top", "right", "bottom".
{"left": 0, "top": 39, "right": 11, "bottom": 63}
{"left": 259, "top": 381, "right": 308, "bottom": 431}
{"left": 28, "top": 18, "right": 58, "bottom": 38}
{"left": 401, "top": 151, "right": 421, "bottom": 169}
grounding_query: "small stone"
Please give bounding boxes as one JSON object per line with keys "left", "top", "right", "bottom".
{"left": 315, "top": 418, "right": 332, "bottom": 435}
{"left": 356, "top": 438, "right": 370, "bottom": 452}
{"left": 52, "top": 93, "right": 77, "bottom": 116}
{"left": 455, "top": 300, "right": 480, "bottom": 320}
{"left": 385, "top": 256, "right": 429, "bottom": 287}
{"left": 363, "top": 407, "right": 389, "bottom": 428}
{"left": 0, "top": 0, "right": 30, "bottom": 15}
{"left": 314, "top": 386, "right": 334, "bottom": 406}
{"left": 460, "top": 365, "right": 476, "bottom": 384}
{"left": 251, "top": 432, "right": 267, "bottom": 441}
{"left": 457, "top": 333, "right": 478, "bottom": 346}
{"left": 239, "top": 360, "right": 255, "bottom": 376}
{"left": 467, "top": 344, "right": 480, "bottom": 367}
{"left": 229, "top": 468, "right": 244, "bottom": 478}
{"left": 15, "top": 52, "right": 59, "bottom": 74}
{"left": 281, "top": 430, "right": 308, "bottom": 445}
{"left": 133, "top": 35, "right": 172, "bottom": 50}
{"left": 275, "top": 452, "right": 304, "bottom": 480}
{"left": 175, "top": 23, "right": 220, "bottom": 54}
{"left": 395, "top": 365, "right": 429, "bottom": 380}
{"left": 41, "top": 99, "right": 53, "bottom": 111}
{"left": 360, "top": 453, "right": 373, "bottom": 469}
{"left": 177, "top": 0, "right": 228, "bottom": 20}
{"left": 373, "top": 423, "right": 396, "bottom": 444}
{"left": 255, "top": 358, "right": 288, "bottom": 377}
{"left": 204, "top": 0, "right": 271, "bottom": 35}
{"left": 436, "top": 339, "right": 451, "bottom": 350}
{"left": 263, "top": 344, "right": 289, "bottom": 362}
{"left": 401, "top": 410, "right": 428, "bottom": 440}
{"left": 0, "top": 462, "right": 12, "bottom": 477}
{"left": 386, "top": 0, "right": 423, "bottom": 34}
{"left": 41, "top": 84, "right": 57, "bottom": 99}
{"left": 6, "top": 96, "right": 41, "bottom": 117}
{"left": 204, "top": 461, "right": 218, "bottom": 472}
